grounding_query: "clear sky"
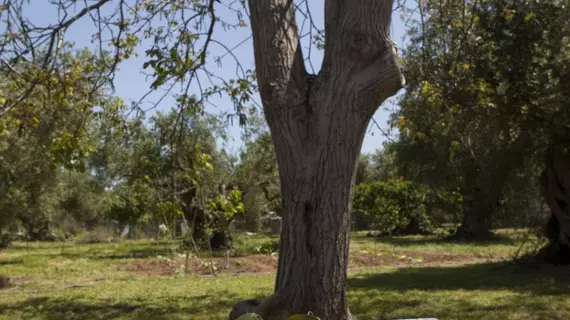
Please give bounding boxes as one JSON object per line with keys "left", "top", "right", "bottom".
{"left": 25, "top": 1, "right": 409, "bottom": 155}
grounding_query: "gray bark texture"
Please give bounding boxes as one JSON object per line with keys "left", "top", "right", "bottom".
{"left": 453, "top": 178, "right": 505, "bottom": 241}
{"left": 234, "top": 1, "right": 405, "bottom": 319}
{"left": 538, "top": 150, "right": 570, "bottom": 265}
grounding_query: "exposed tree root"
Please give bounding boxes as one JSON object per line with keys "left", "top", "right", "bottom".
{"left": 229, "top": 286, "right": 357, "bottom": 320}
{"left": 228, "top": 299, "right": 261, "bottom": 320}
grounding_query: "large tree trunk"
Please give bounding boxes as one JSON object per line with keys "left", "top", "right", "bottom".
{"left": 261, "top": 109, "right": 366, "bottom": 319}
{"left": 453, "top": 186, "right": 502, "bottom": 240}
{"left": 538, "top": 150, "right": 570, "bottom": 264}
{"left": 243, "top": 1, "right": 404, "bottom": 319}
{"left": 452, "top": 134, "right": 530, "bottom": 241}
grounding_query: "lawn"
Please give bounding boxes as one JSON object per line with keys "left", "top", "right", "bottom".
{"left": 1, "top": 230, "right": 569, "bottom": 320}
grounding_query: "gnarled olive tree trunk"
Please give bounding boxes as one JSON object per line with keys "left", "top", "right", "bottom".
{"left": 452, "top": 134, "right": 530, "bottom": 241}
{"left": 240, "top": 1, "right": 404, "bottom": 319}
{"left": 538, "top": 150, "right": 570, "bottom": 264}
{"left": 453, "top": 181, "right": 506, "bottom": 241}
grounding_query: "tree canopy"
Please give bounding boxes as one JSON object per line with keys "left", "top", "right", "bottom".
{"left": 3, "top": 0, "right": 570, "bottom": 318}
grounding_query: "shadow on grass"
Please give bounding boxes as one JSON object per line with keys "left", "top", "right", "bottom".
{"left": 90, "top": 248, "right": 178, "bottom": 260}
{"left": 347, "top": 261, "right": 570, "bottom": 319}
{"left": 0, "top": 258, "right": 24, "bottom": 266}
{"left": 9, "top": 242, "right": 251, "bottom": 261}
{"left": 6, "top": 245, "right": 178, "bottom": 261}
{"left": 348, "top": 261, "right": 570, "bottom": 296}
{"left": 348, "top": 292, "right": 556, "bottom": 320}
{"left": 0, "top": 290, "right": 241, "bottom": 320}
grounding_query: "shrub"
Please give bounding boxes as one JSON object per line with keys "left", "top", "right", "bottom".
{"left": 352, "top": 179, "right": 432, "bottom": 235}
{"left": 255, "top": 239, "right": 280, "bottom": 254}
{"left": 75, "top": 227, "right": 116, "bottom": 244}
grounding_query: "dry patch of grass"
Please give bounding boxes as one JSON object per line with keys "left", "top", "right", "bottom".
{"left": 121, "top": 248, "right": 499, "bottom": 277}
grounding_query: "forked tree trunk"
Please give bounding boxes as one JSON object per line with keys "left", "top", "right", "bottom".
{"left": 265, "top": 107, "right": 367, "bottom": 319}
{"left": 538, "top": 150, "right": 570, "bottom": 264}
{"left": 245, "top": 1, "right": 404, "bottom": 319}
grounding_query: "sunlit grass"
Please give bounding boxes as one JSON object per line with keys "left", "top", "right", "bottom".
{"left": 350, "top": 228, "right": 536, "bottom": 258}
{"left": 0, "top": 273, "right": 274, "bottom": 320}
{"left": 1, "top": 230, "right": 567, "bottom": 320}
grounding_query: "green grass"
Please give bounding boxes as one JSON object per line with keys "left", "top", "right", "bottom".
{"left": 233, "top": 234, "right": 280, "bottom": 255}
{"left": 232, "top": 228, "right": 531, "bottom": 258}
{"left": 350, "top": 228, "right": 536, "bottom": 258}
{"left": 1, "top": 230, "right": 568, "bottom": 320}
{"left": 349, "top": 262, "right": 570, "bottom": 320}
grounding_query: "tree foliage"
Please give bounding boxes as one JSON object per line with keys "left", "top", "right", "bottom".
{"left": 0, "top": 48, "right": 119, "bottom": 236}
{"left": 393, "top": 0, "right": 570, "bottom": 239}
{"left": 353, "top": 178, "right": 462, "bottom": 235}
{"left": 353, "top": 179, "right": 432, "bottom": 235}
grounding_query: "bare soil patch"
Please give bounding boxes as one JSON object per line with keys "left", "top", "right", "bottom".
{"left": 125, "top": 259, "right": 175, "bottom": 276}
{"left": 123, "top": 253, "right": 279, "bottom": 276}
{"left": 123, "top": 249, "right": 499, "bottom": 277}
{"left": 349, "top": 248, "right": 498, "bottom": 269}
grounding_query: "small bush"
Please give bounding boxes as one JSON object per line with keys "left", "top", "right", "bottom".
{"left": 254, "top": 240, "right": 280, "bottom": 254}
{"left": 353, "top": 179, "right": 432, "bottom": 235}
{"left": 232, "top": 235, "right": 280, "bottom": 256}
{"left": 75, "top": 227, "right": 116, "bottom": 244}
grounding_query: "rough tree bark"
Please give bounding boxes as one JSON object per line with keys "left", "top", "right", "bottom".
{"left": 453, "top": 185, "right": 503, "bottom": 241}
{"left": 239, "top": 1, "right": 404, "bottom": 319}
{"left": 538, "top": 150, "right": 570, "bottom": 265}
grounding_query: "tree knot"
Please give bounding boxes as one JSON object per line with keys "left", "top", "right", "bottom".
{"left": 347, "top": 31, "right": 390, "bottom": 62}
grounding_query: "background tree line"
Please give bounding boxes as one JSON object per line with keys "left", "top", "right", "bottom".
{"left": 2, "top": 0, "right": 570, "bottom": 266}
{"left": 0, "top": 50, "right": 279, "bottom": 249}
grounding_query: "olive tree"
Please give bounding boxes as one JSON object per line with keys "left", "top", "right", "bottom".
{"left": 246, "top": 2, "right": 404, "bottom": 318}
{"left": 0, "top": 1, "right": 404, "bottom": 318}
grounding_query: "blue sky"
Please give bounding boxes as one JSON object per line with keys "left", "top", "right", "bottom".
{"left": 26, "top": 1, "right": 410, "bottom": 155}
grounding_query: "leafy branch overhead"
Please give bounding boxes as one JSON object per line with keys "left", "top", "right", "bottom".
{"left": 0, "top": 0, "right": 258, "bottom": 120}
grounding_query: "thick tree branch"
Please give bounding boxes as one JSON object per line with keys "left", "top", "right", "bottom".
{"left": 321, "top": 0, "right": 405, "bottom": 115}
{"left": 248, "top": 0, "right": 308, "bottom": 107}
